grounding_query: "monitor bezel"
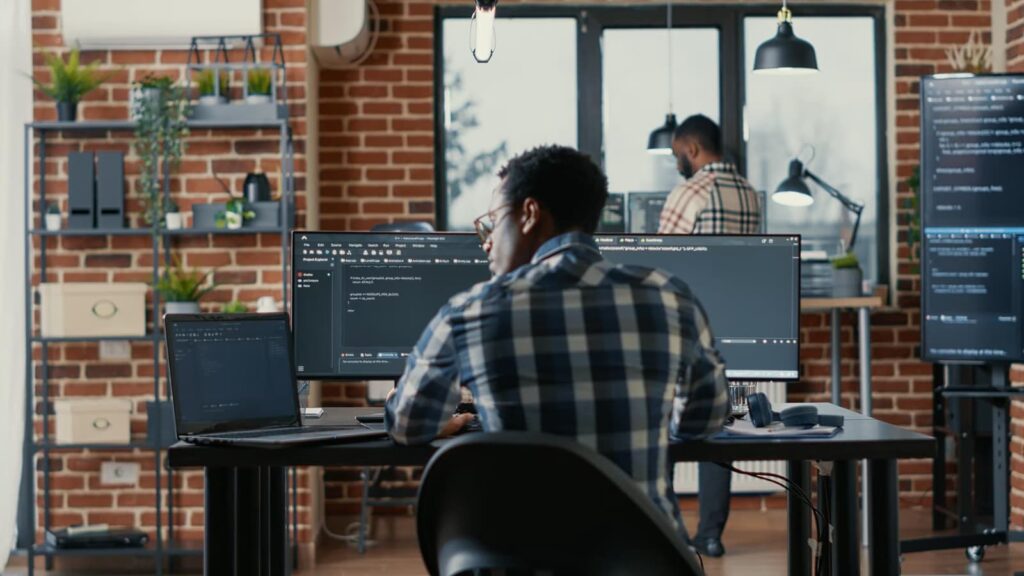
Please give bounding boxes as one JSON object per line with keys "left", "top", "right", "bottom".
{"left": 290, "top": 230, "right": 802, "bottom": 381}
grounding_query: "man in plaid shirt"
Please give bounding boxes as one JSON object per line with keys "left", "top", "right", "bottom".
{"left": 659, "top": 114, "right": 763, "bottom": 558}
{"left": 386, "top": 145, "right": 729, "bottom": 535}
{"left": 658, "top": 114, "right": 761, "bottom": 235}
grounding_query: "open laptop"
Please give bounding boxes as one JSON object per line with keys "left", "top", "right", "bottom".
{"left": 165, "top": 313, "right": 387, "bottom": 447}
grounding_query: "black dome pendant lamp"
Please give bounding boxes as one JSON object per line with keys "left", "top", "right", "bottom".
{"left": 647, "top": 0, "right": 677, "bottom": 155}
{"left": 753, "top": 1, "right": 818, "bottom": 75}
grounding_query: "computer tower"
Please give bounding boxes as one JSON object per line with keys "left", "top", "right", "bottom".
{"left": 96, "top": 151, "right": 125, "bottom": 228}
{"left": 67, "top": 152, "right": 95, "bottom": 229}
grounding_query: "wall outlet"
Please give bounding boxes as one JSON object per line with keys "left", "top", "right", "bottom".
{"left": 99, "top": 340, "right": 131, "bottom": 361}
{"left": 100, "top": 462, "right": 140, "bottom": 486}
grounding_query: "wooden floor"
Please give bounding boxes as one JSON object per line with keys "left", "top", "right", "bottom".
{"left": 5, "top": 509, "right": 1022, "bottom": 575}
{"left": 303, "top": 509, "right": 1024, "bottom": 576}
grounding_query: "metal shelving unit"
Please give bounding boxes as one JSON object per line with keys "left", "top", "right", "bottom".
{"left": 22, "top": 118, "right": 294, "bottom": 574}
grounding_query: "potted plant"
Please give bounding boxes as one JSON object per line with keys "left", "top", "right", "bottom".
{"left": 246, "top": 68, "right": 272, "bottom": 104}
{"left": 44, "top": 202, "right": 62, "bottom": 231}
{"left": 195, "top": 69, "right": 230, "bottom": 105}
{"left": 133, "top": 81, "right": 189, "bottom": 229}
{"left": 132, "top": 74, "right": 174, "bottom": 120}
{"left": 164, "top": 200, "right": 183, "bottom": 230}
{"left": 32, "top": 48, "right": 109, "bottom": 122}
{"left": 219, "top": 198, "right": 255, "bottom": 230}
{"left": 155, "top": 256, "right": 217, "bottom": 315}
{"left": 831, "top": 252, "right": 863, "bottom": 298}
{"left": 222, "top": 301, "right": 248, "bottom": 314}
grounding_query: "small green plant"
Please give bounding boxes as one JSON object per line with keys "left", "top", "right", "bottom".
{"left": 217, "top": 198, "right": 256, "bottom": 228}
{"left": 831, "top": 252, "right": 860, "bottom": 270}
{"left": 164, "top": 199, "right": 179, "bottom": 213}
{"left": 32, "top": 48, "right": 109, "bottom": 104}
{"left": 222, "top": 301, "right": 248, "bottom": 314}
{"left": 247, "top": 68, "right": 272, "bottom": 96}
{"left": 905, "top": 165, "right": 921, "bottom": 266}
{"left": 137, "top": 74, "right": 175, "bottom": 91}
{"left": 195, "top": 69, "right": 231, "bottom": 97}
{"left": 133, "top": 78, "right": 189, "bottom": 228}
{"left": 45, "top": 202, "right": 61, "bottom": 215}
{"left": 155, "top": 256, "right": 218, "bottom": 303}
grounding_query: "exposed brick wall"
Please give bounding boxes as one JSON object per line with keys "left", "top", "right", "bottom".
{"left": 28, "top": 0, "right": 315, "bottom": 556}
{"left": 314, "top": 0, "right": 996, "bottom": 517}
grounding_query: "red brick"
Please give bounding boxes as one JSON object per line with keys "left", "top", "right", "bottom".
{"left": 85, "top": 364, "right": 132, "bottom": 379}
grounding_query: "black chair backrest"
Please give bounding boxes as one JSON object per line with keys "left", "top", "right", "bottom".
{"left": 370, "top": 221, "right": 435, "bottom": 233}
{"left": 417, "top": 432, "right": 703, "bottom": 576}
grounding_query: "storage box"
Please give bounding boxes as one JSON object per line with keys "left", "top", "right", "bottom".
{"left": 55, "top": 399, "right": 133, "bottom": 445}
{"left": 39, "top": 283, "right": 147, "bottom": 337}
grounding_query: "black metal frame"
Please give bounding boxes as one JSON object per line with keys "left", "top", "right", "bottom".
{"left": 18, "top": 119, "right": 295, "bottom": 574}
{"left": 433, "top": 3, "right": 890, "bottom": 288}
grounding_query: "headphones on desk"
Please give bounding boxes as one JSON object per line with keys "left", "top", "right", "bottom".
{"left": 747, "top": 393, "right": 844, "bottom": 429}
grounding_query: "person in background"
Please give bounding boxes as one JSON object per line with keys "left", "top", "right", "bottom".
{"left": 659, "top": 114, "right": 764, "bottom": 558}
{"left": 386, "top": 144, "right": 729, "bottom": 539}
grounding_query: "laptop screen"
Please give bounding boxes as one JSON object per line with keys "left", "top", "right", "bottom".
{"left": 165, "top": 314, "right": 300, "bottom": 435}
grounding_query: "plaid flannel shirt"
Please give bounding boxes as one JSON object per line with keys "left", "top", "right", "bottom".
{"left": 385, "top": 232, "right": 729, "bottom": 531}
{"left": 658, "top": 162, "right": 762, "bottom": 234}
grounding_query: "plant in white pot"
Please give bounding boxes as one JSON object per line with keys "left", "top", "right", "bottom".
{"left": 218, "top": 198, "right": 255, "bottom": 230}
{"left": 195, "top": 69, "right": 230, "bottom": 105}
{"left": 156, "top": 257, "right": 218, "bottom": 315}
{"left": 246, "top": 68, "right": 272, "bottom": 104}
{"left": 44, "top": 202, "right": 62, "bottom": 231}
{"left": 831, "top": 252, "right": 863, "bottom": 298}
{"left": 163, "top": 200, "right": 183, "bottom": 230}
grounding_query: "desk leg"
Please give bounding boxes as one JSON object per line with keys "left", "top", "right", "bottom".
{"left": 833, "top": 460, "right": 859, "bottom": 576}
{"left": 831, "top": 309, "right": 842, "bottom": 405}
{"left": 205, "top": 468, "right": 236, "bottom": 576}
{"left": 869, "top": 459, "right": 900, "bottom": 576}
{"left": 859, "top": 307, "right": 873, "bottom": 548}
{"left": 264, "top": 467, "right": 289, "bottom": 575}
{"left": 788, "top": 460, "right": 811, "bottom": 576}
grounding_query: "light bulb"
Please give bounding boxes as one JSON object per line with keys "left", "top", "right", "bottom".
{"left": 470, "top": 1, "right": 497, "bottom": 63}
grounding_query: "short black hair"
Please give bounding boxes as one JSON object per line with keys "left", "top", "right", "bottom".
{"left": 673, "top": 114, "right": 722, "bottom": 156}
{"left": 496, "top": 145, "right": 609, "bottom": 234}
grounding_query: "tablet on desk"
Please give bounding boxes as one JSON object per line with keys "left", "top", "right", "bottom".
{"left": 355, "top": 412, "right": 385, "bottom": 424}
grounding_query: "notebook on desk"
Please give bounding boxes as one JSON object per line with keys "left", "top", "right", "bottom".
{"left": 165, "top": 313, "right": 386, "bottom": 448}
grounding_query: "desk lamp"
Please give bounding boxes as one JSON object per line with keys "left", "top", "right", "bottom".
{"left": 772, "top": 158, "right": 863, "bottom": 250}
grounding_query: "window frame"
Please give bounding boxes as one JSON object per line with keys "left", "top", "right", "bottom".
{"left": 433, "top": 4, "right": 889, "bottom": 286}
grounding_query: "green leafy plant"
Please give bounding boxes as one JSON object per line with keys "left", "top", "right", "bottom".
{"left": 164, "top": 199, "right": 179, "bottom": 213}
{"left": 195, "top": 69, "right": 231, "bottom": 97}
{"left": 216, "top": 198, "right": 255, "bottom": 228}
{"left": 133, "top": 80, "right": 189, "bottom": 228}
{"left": 137, "top": 74, "right": 175, "bottom": 91}
{"left": 831, "top": 252, "right": 860, "bottom": 270}
{"left": 904, "top": 165, "right": 921, "bottom": 266}
{"left": 221, "top": 301, "right": 248, "bottom": 314}
{"left": 45, "top": 202, "right": 61, "bottom": 215}
{"left": 247, "top": 68, "right": 272, "bottom": 96}
{"left": 155, "top": 256, "right": 217, "bottom": 303}
{"left": 32, "top": 48, "right": 109, "bottom": 103}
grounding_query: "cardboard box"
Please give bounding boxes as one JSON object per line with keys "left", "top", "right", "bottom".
{"left": 55, "top": 399, "right": 133, "bottom": 444}
{"left": 40, "top": 283, "right": 147, "bottom": 337}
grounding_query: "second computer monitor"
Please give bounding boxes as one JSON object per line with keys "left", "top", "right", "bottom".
{"left": 293, "top": 232, "right": 799, "bottom": 381}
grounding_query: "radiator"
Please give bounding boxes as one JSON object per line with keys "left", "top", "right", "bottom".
{"left": 673, "top": 382, "right": 787, "bottom": 495}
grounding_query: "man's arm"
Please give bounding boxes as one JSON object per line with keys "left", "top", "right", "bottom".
{"left": 669, "top": 300, "right": 729, "bottom": 440}
{"left": 385, "top": 305, "right": 462, "bottom": 445}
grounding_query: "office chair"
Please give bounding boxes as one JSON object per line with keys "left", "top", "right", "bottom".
{"left": 417, "top": 432, "right": 704, "bottom": 576}
{"left": 370, "top": 221, "right": 435, "bottom": 233}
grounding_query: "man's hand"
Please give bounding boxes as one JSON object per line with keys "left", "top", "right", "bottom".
{"left": 438, "top": 413, "right": 475, "bottom": 438}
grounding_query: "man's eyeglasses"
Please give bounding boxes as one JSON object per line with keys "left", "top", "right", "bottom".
{"left": 473, "top": 203, "right": 513, "bottom": 243}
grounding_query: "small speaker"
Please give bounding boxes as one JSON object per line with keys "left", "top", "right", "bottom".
{"left": 96, "top": 152, "right": 125, "bottom": 229}
{"left": 67, "top": 152, "right": 95, "bottom": 229}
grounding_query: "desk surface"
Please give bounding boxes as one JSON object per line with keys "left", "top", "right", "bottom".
{"left": 168, "top": 404, "right": 933, "bottom": 469}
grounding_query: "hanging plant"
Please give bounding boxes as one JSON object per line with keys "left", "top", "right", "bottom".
{"left": 133, "top": 78, "right": 190, "bottom": 229}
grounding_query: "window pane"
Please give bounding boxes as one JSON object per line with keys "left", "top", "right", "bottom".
{"left": 442, "top": 18, "right": 578, "bottom": 230}
{"left": 744, "top": 17, "right": 879, "bottom": 282}
{"left": 603, "top": 28, "right": 720, "bottom": 195}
